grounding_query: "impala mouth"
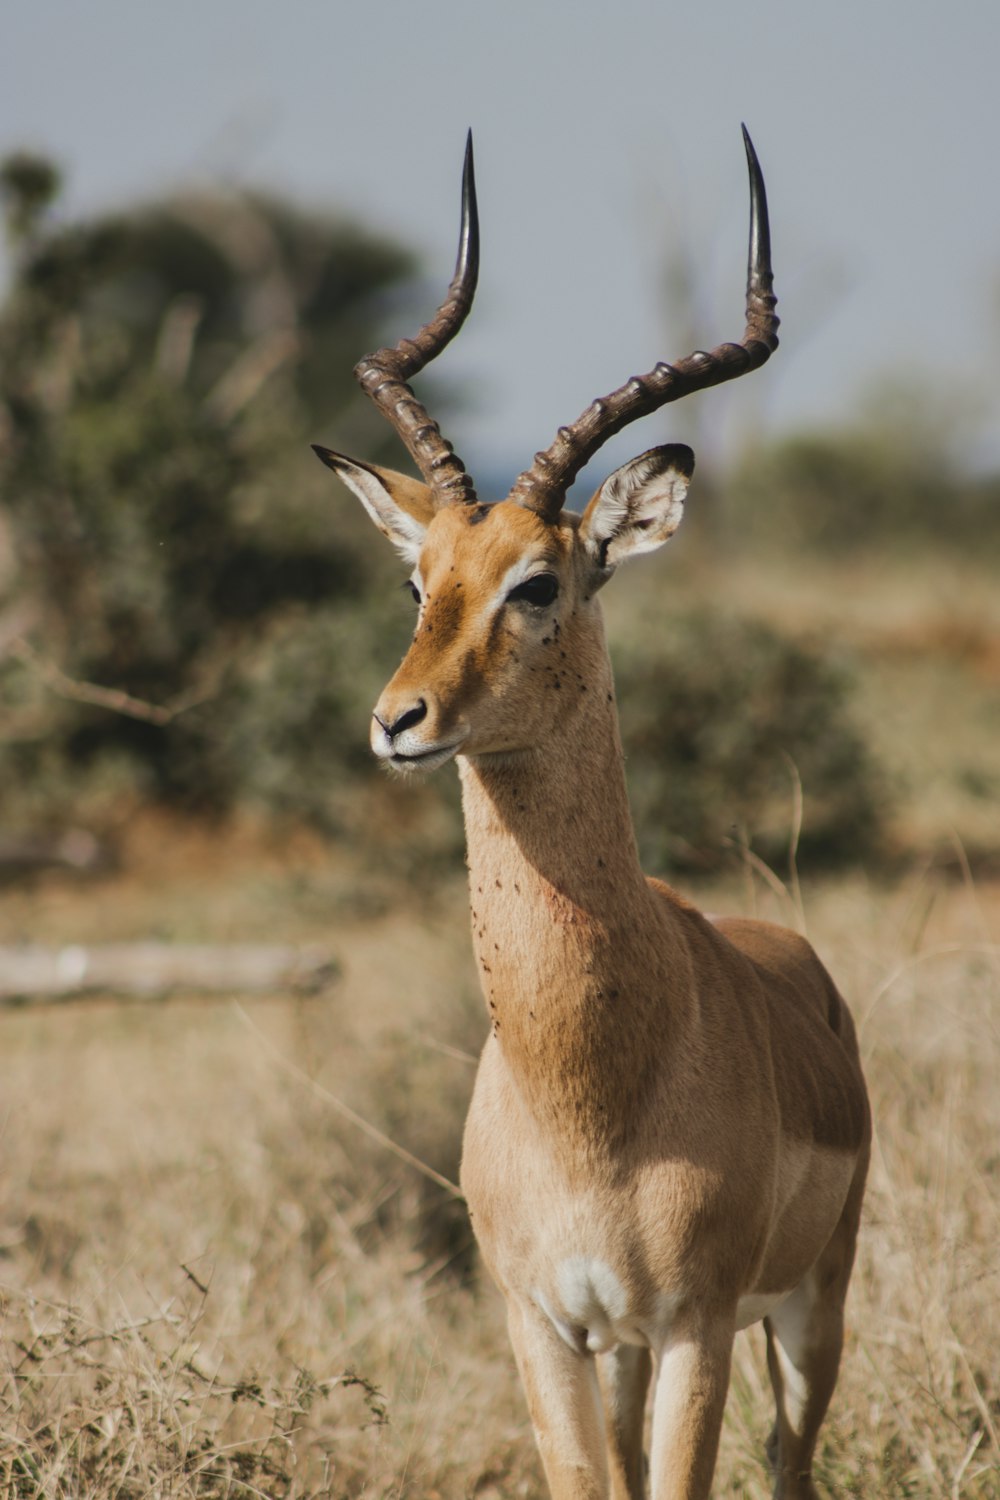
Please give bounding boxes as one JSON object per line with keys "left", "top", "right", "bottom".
{"left": 389, "top": 743, "right": 463, "bottom": 772}
{"left": 379, "top": 739, "right": 465, "bottom": 773}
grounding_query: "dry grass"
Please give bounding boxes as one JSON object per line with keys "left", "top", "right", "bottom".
{"left": 0, "top": 824, "right": 997, "bottom": 1497}
{"left": 1, "top": 540, "right": 998, "bottom": 1496}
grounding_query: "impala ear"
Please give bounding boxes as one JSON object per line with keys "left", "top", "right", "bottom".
{"left": 579, "top": 444, "right": 694, "bottom": 582}
{"left": 312, "top": 446, "right": 436, "bottom": 564}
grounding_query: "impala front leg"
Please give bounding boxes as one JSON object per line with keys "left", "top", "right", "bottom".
{"left": 649, "top": 1317, "right": 734, "bottom": 1500}
{"left": 599, "top": 1344, "right": 652, "bottom": 1499}
{"left": 506, "top": 1297, "right": 610, "bottom": 1500}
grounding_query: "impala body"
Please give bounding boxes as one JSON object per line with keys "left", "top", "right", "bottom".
{"left": 315, "top": 132, "right": 870, "bottom": 1500}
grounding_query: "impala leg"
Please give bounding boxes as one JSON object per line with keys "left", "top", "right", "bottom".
{"left": 763, "top": 1277, "right": 842, "bottom": 1500}
{"left": 598, "top": 1344, "right": 652, "bottom": 1499}
{"left": 764, "top": 1185, "right": 864, "bottom": 1500}
{"left": 648, "top": 1319, "right": 734, "bottom": 1500}
{"left": 506, "top": 1298, "right": 610, "bottom": 1500}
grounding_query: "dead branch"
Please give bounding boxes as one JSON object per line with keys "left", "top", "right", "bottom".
{"left": 6, "top": 636, "right": 219, "bottom": 725}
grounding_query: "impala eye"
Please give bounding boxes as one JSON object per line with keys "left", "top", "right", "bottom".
{"left": 507, "top": 573, "right": 559, "bottom": 608}
{"left": 406, "top": 579, "right": 421, "bottom": 605}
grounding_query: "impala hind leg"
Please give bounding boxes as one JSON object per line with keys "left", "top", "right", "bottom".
{"left": 598, "top": 1344, "right": 652, "bottom": 1499}
{"left": 764, "top": 1191, "right": 863, "bottom": 1500}
{"left": 764, "top": 1278, "right": 842, "bottom": 1500}
{"left": 506, "top": 1299, "right": 610, "bottom": 1500}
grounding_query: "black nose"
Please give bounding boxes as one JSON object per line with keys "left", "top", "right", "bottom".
{"left": 375, "top": 700, "right": 427, "bottom": 739}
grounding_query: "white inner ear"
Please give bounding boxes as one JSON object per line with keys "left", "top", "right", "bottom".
{"left": 587, "top": 450, "right": 691, "bottom": 572}
{"left": 601, "top": 458, "right": 686, "bottom": 544}
{"left": 336, "top": 464, "right": 428, "bottom": 565}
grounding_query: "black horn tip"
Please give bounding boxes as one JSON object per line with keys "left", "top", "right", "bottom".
{"left": 458, "top": 129, "right": 480, "bottom": 289}
{"left": 741, "top": 123, "right": 772, "bottom": 281}
{"left": 740, "top": 124, "right": 765, "bottom": 201}
{"left": 741, "top": 123, "right": 766, "bottom": 189}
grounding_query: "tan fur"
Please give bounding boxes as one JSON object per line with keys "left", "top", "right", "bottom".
{"left": 330, "top": 458, "right": 871, "bottom": 1500}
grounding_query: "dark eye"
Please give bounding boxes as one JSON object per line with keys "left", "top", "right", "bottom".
{"left": 507, "top": 573, "right": 559, "bottom": 608}
{"left": 406, "top": 579, "right": 421, "bottom": 604}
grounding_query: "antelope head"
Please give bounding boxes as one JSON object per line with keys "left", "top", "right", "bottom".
{"left": 314, "top": 130, "right": 778, "bottom": 773}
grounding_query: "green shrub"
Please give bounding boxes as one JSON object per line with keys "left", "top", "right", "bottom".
{"left": 728, "top": 430, "right": 1000, "bottom": 556}
{"left": 616, "top": 609, "right": 888, "bottom": 872}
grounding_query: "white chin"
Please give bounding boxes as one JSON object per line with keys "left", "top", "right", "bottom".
{"left": 381, "top": 742, "right": 463, "bottom": 773}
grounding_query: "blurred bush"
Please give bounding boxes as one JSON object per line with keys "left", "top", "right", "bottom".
{"left": 0, "top": 153, "right": 892, "bottom": 876}
{"left": 727, "top": 380, "right": 1000, "bottom": 555}
{"left": 616, "top": 610, "right": 889, "bottom": 871}
{"left": 0, "top": 151, "right": 437, "bottom": 834}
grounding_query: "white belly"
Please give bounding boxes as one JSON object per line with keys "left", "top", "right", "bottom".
{"left": 734, "top": 1291, "right": 789, "bottom": 1330}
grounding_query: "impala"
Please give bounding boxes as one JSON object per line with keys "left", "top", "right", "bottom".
{"left": 314, "top": 131, "right": 870, "bottom": 1500}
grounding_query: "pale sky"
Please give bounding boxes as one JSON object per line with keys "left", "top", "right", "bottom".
{"left": 2, "top": 0, "right": 998, "bottom": 494}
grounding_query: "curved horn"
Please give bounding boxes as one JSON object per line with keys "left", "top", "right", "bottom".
{"left": 509, "top": 125, "right": 779, "bottom": 522}
{"left": 353, "top": 132, "right": 480, "bottom": 507}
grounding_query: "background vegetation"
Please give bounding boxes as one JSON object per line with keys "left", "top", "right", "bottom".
{"left": 0, "top": 155, "right": 997, "bottom": 1497}
{"left": 0, "top": 148, "right": 974, "bottom": 877}
{"left": 0, "top": 152, "right": 428, "bottom": 844}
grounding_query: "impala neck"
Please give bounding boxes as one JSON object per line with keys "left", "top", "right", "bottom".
{"left": 457, "top": 637, "right": 690, "bottom": 1146}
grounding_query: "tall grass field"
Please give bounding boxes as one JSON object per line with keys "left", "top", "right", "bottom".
{"left": 1, "top": 548, "right": 998, "bottom": 1497}
{"left": 0, "top": 815, "right": 997, "bottom": 1497}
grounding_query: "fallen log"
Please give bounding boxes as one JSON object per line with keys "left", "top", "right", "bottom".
{"left": 0, "top": 829, "right": 109, "bottom": 881}
{"left": 0, "top": 943, "right": 339, "bottom": 1005}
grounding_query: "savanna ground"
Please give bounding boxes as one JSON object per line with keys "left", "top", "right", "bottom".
{"left": 1, "top": 547, "right": 999, "bottom": 1499}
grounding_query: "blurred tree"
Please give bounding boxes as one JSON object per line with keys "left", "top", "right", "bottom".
{"left": 0, "top": 152, "right": 431, "bottom": 830}
{"left": 0, "top": 151, "right": 61, "bottom": 248}
{"left": 727, "top": 376, "right": 1000, "bottom": 556}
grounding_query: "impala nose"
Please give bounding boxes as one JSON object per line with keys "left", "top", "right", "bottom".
{"left": 374, "top": 699, "right": 428, "bottom": 741}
